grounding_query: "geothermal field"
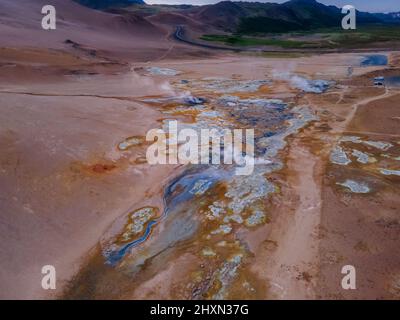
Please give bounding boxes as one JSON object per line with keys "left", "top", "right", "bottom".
{"left": 0, "top": 0, "right": 399, "bottom": 300}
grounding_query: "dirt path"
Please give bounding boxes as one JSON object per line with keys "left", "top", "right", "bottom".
{"left": 262, "top": 84, "right": 397, "bottom": 299}
{"left": 333, "top": 87, "right": 392, "bottom": 134}
{"left": 264, "top": 138, "right": 323, "bottom": 299}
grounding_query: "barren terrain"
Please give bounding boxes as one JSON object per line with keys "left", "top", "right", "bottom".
{"left": 0, "top": 0, "right": 399, "bottom": 300}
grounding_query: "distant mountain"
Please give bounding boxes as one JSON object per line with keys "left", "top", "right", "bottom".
{"left": 390, "top": 12, "right": 400, "bottom": 19}
{"left": 75, "top": 0, "right": 400, "bottom": 34}
{"left": 187, "top": 0, "right": 384, "bottom": 33}
{"left": 193, "top": 1, "right": 248, "bottom": 32}
{"left": 373, "top": 11, "right": 400, "bottom": 23}
{"left": 74, "top": 0, "right": 144, "bottom": 10}
{"left": 237, "top": 0, "right": 342, "bottom": 33}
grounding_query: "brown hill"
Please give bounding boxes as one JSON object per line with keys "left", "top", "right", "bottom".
{"left": 0, "top": 0, "right": 169, "bottom": 60}
{"left": 148, "top": 11, "right": 209, "bottom": 33}
{"left": 191, "top": 1, "right": 246, "bottom": 32}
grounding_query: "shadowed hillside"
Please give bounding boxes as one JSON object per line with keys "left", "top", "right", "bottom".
{"left": 74, "top": 0, "right": 144, "bottom": 9}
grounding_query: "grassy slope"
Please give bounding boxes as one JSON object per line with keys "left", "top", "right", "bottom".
{"left": 200, "top": 25, "right": 400, "bottom": 49}
{"left": 200, "top": 34, "right": 313, "bottom": 48}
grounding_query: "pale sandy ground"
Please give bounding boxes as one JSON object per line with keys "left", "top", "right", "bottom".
{"left": 0, "top": 0, "right": 204, "bottom": 299}
{"left": 1, "top": 49, "right": 399, "bottom": 299}
{"left": 257, "top": 140, "right": 323, "bottom": 299}
{"left": 124, "top": 53, "right": 400, "bottom": 300}
{"left": 144, "top": 52, "right": 398, "bottom": 300}
{"left": 0, "top": 78, "right": 179, "bottom": 299}
{"left": 264, "top": 54, "right": 400, "bottom": 299}
{"left": 1, "top": 0, "right": 399, "bottom": 300}
{"left": 257, "top": 89, "right": 399, "bottom": 300}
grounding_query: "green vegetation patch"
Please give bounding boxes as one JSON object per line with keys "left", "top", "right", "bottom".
{"left": 201, "top": 25, "right": 400, "bottom": 50}
{"left": 200, "top": 34, "right": 313, "bottom": 49}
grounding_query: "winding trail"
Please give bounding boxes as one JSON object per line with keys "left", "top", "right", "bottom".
{"left": 173, "top": 25, "right": 237, "bottom": 52}
{"left": 261, "top": 84, "right": 397, "bottom": 299}
{"left": 265, "top": 139, "right": 323, "bottom": 299}
{"left": 333, "top": 87, "right": 393, "bottom": 134}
